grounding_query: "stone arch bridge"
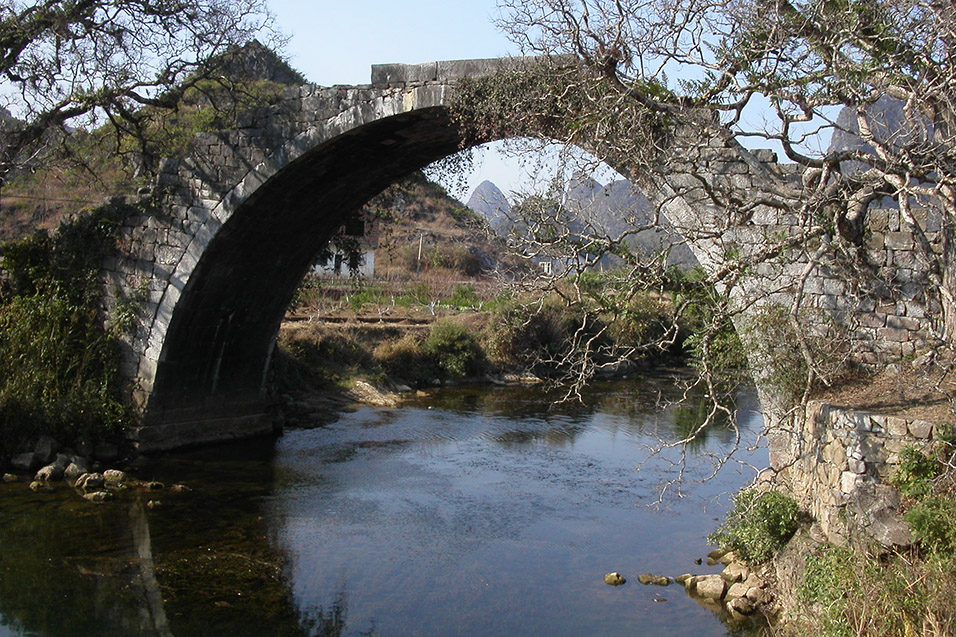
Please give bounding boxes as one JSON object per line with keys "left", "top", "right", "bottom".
{"left": 103, "top": 58, "right": 937, "bottom": 451}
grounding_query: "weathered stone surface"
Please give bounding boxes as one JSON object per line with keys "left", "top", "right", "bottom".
{"left": 34, "top": 463, "right": 64, "bottom": 482}
{"left": 693, "top": 574, "right": 727, "bottom": 601}
{"left": 64, "top": 462, "right": 89, "bottom": 482}
{"left": 726, "top": 596, "right": 756, "bottom": 616}
{"left": 75, "top": 473, "right": 105, "bottom": 490}
{"left": 94, "top": 57, "right": 937, "bottom": 453}
{"left": 721, "top": 562, "right": 749, "bottom": 583}
{"left": 726, "top": 581, "right": 751, "bottom": 599}
{"left": 908, "top": 420, "right": 933, "bottom": 439}
{"left": 675, "top": 573, "right": 695, "bottom": 587}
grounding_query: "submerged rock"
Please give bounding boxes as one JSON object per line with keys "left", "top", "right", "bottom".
{"left": 82, "top": 491, "right": 112, "bottom": 503}
{"left": 637, "top": 574, "right": 672, "bottom": 586}
{"left": 2, "top": 473, "right": 18, "bottom": 483}
{"left": 603, "top": 572, "right": 627, "bottom": 586}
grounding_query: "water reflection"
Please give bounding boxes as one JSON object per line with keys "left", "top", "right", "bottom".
{"left": 0, "top": 377, "right": 767, "bottom": 636}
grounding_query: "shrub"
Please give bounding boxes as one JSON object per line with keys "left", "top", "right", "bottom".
{"left": 892, "top": 445, "right": 939, "bottom": 500}
{"left": 423, "top": 320, "right": 487, "bottom": 380}
{"left": 0, "top": 202, "right": 138, "bottom": 459}
{"left": 709, "top": 489, "right": 800, "bottom": 564}
{"left": 905, "top": 496, "right": 956, "bottom": 553}
{"left": 445, "top": 284, "right": 480, "bottom": 309}
{"left": 373, "top": 334, "right": 433, "bottom": 385}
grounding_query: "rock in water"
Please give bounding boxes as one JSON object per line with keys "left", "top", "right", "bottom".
{"left": 637, "top": 574, "right": 672, "bottom": 586}
{"left": 693, "top": 574, "right": 727, "bottom": 601}
{"left": 603, "top": 572, "right": 627, "bottom": 586}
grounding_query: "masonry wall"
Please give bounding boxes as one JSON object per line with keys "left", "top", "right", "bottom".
{"left": 779, "top": 401, "right": 944, "bottom": 548}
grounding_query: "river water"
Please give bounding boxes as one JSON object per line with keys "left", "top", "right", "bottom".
{"left": 0, "top": 375, "right": 766, "bottom": 636}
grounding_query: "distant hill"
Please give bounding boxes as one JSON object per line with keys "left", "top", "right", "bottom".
{"left": 466, "top": 181, "right": 513, "bottom": 233}
{"left": 466, "top": 176, "right": 696, "bottom": 268}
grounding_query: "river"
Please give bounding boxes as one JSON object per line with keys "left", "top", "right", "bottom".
{"left": 0, "top": 374, "right": 766, "bottom": 636}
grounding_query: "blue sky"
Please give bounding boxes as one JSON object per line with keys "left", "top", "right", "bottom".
{"left": 268, "top": 0, "right": 575, "bottom": 201}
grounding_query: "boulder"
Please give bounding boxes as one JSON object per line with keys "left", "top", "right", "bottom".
{"left": 726, "top": 582, "right": 750, "bottom": 599}
{"left": 82, "top": 491, "right": 112, "bottom": 503}
{"left": 2, "top": 473, "right": 18, "bottom": 483}
{"left": 603, "top": 572, "right": 627, "bottom": 586}
{"left": 693, "top": 574, "right": 726, "bottom": 601}
{"left": 29, "top": 481, "right": 54, "bottom": 493}
{"left": 718, "top": 550, "right": 739, "bottom": 565}
{"left": 721, "top": 562, "right": 749, "bottom": 583}
{"left": 64, "top": 462, "right": 89, "bottom": 483}
{"left": 33, "top": 436, "right": 59, "bottom": 465}
{"left": 34, "top": 463, "right": 65, "bottom": 482}
{"left": 746, "top": 586, "right": 773, "bottom": 605}
{"left": 75, "top": 473, "right": 105, "bottom": 490}
{"left": 11, "top": 453, "right": 37, "bottom": 472}
{"left": 726, "top": 596, "right": 756, "bottom": 617}
{"left": 675, "top": 573, "right": 695, "bottom": 587}
{"left": 637, "top": 574, "right": 672, "bottom": 586}
{"left": 103, "top": 469, "right": 128, "bottom": 483}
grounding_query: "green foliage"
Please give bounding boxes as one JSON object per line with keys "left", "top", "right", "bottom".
{"left": 373, "top": 334, "right": 432, "bottom": 385}
{"left": 0, "top": 202, "right": 137, "bottom": 458}
{"left": 905, "top": 496, "right": 956, "bottom": 553}
{"left": 445, "top": 284, "right": 480, "bottom": 309}
{"left": 395, "top": 282, "right": 433, "bottom": 307}
{"left": 795, "top": 542, "right": 956, "bottom": 636}
{"left": 423, "top": 320, "right": 487, "bottom": 380}
{"left": 670, "top": 269, "right": 748, "bottom": 380}
{"left": 892, "top": 445, "right": 939, "bottom": 500}
{"left": 346, "top": 286, "right": 389, "bottom": 310}
{"left": 798, "top": 545, "right": 855, "bottom": 637}
{"left": 274, "top": 326, "right": 374, "bottom": 390}
{"left": 484, "top": 299, "right": 587, "bottom": 375}
{"left": 709, "top": 489, "right": 800, "bottom": 564}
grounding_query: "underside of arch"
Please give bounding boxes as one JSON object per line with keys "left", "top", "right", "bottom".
{"left": 140, "top": 107, "right": 467, "bottom": 445}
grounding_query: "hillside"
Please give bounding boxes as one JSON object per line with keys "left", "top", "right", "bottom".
{"left": 0, "top": 41, "right": 305, "bottom": 241}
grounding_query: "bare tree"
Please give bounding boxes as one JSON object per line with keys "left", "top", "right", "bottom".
{"left": 452, "top": 0, "right": 952, "bottom": 399}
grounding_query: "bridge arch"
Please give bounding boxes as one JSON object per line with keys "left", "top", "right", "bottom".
{"left": 107, "top": 58, "right": 935, "bottom": 451}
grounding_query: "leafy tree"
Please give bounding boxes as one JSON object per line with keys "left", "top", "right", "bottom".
{"left": 0, "top": 0, "right": 280, "bottom": 188}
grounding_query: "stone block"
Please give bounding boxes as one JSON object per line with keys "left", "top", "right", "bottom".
{"left": 885, "top": 416, "right": 909, "bottom": 437}
{"left": 908, "top": 420, "right": 934, "bottom": 439}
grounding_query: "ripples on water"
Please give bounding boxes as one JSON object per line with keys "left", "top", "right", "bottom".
{"left": 0, "top": 376, "right": 767, "bottom": 636}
